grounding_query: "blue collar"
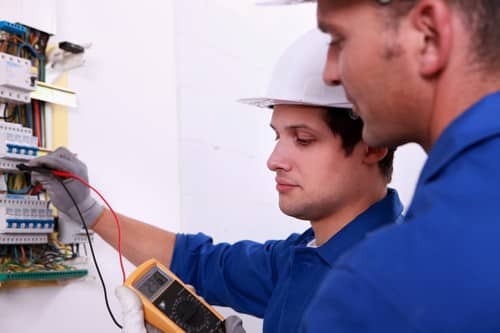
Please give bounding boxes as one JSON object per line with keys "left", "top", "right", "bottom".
{"left": 420, "top": 91, "right": 500, "bottom": 184}
{"left": 300, "top": 188, "right": 403, "bottom": 267}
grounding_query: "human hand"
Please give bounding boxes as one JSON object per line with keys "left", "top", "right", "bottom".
{"left": 116, "top": 285, "right": 246, "bottom": 333}
{"left": 28, "top": 147, "right": 103, "bottom": 227}
{"left": 224, "top": 315, "right": 247, "bottom": 333}
{"left": 187, "top": 285, "right": 247, "bottom": 333}
{"left": 115, "top": 285, "right": 161, "bottom": 333}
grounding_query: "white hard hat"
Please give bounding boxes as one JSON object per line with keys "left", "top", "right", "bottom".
{"left": 238, "top": 28, "right": 351, "bottom": 109}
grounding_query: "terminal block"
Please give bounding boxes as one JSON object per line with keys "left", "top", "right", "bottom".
{"left": 0, "top": 195, "right": 54, "bottom": 234}
{"left": 0, "top": 52, "right": 37, "bottom": 104}
{"left": 0, "top": 21, "right": 27, "bottom": 36}
{"left": 0, "top": 121, "right": 38, "bottom": 160}
{"left": 0, "top": 233, "right": 48, "bottom": 244}
{"left": 0, "top": 269, "right": 88, "bottom": 284}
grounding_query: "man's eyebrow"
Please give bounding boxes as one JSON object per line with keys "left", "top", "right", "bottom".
{"left": 288, "top": 124, "right": 315, "bottom": 131}
{"left": 270, "top": 123, "right": 317, "bottom": 131}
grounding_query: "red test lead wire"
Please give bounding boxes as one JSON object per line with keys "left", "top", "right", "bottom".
{"left": 51, "top": 169, "right": 127, "bottom": 283}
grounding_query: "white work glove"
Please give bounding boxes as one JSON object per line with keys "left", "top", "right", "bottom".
{"left": 115, "top": 286, "right": 160, "bottom": 333}
{"left": 28, "top": 147, "right": 103, "bottom": 227}
{"left": 115, "top": 286, "right": 246, "bottom": 333}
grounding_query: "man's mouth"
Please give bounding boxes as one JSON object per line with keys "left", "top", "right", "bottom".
{"left": 275, "top": 177, "right": 299, "bottom": 193}
{"left": 345, "top": 94, "right": 361, "bottom": 119}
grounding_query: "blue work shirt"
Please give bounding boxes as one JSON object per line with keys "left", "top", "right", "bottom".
{"left": 303, "top": 92, "right": 500, "bottom": 333}
{"left": 171, "top": 189, "right": 403, "bottom": 332}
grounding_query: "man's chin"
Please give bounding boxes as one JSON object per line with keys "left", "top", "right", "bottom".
{"left": 279, "top": 205, "right": 310, "bottom": 221}
{"left": 362, "top": 126, "right": 399, "bottom": 148}
{"left": 362, "top": 126, "right": 383, "bottom": 147}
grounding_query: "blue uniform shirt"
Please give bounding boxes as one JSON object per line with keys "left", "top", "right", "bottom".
{"left": 171, "top": 189, "right": 403, "bottom": 332}
{"left": 303, "top": 92, "right": 500, "bottom": 333}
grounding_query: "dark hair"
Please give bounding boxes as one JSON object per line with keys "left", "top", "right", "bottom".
{"left": 323, "top": 107, "right": 395, "bottom": 182}
{"left": 383, "top": 0, "right": 500, "bottom": 71}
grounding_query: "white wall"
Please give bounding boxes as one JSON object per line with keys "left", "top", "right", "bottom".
{"left": 0, "top": 0, "right": 180, "bottom": 332}
{"left": 0, "top": 1, "right": 427, "bottom": 332}
{"left": 0, "top": 0, "right": 57, "bottom": 34}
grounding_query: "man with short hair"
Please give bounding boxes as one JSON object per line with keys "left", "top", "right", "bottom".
{"left": 29, "top": 29, "right": 402, "bottom": 332}
{"left": 302, "top": 1, "right": 500, "bottom": 331}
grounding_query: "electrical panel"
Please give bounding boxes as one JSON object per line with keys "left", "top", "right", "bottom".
{"left": 0, "top": 20, "right": 88, "bottom": 286}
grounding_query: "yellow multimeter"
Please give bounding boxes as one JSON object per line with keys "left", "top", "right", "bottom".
{"left": 125, "top": 258, "right": 226, "bottom": 333}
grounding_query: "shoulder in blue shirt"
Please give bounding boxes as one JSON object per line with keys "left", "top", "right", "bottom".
{"left": 303, "top": 92, "right": 500, "bottom": 333}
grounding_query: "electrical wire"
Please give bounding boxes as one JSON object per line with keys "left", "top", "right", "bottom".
{"left": 51, "top": 170, "right": 126, "bottom": 283}
{"left": 15, "top": 42, "right": 38, "bottom": 57}
{"left": 1, "top": 104, "right": 18, "bottom": 121}
{"left": 14, "top": 164, "right": 127, "bottom": 328}
{"left": 55, "top": 177, "right": 123, "bottom": 329}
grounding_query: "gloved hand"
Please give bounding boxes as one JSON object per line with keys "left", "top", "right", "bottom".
{"left": 27, "top": 147, "right": 103, "bottom": 227}
{"left": 115, "top": 286, "right": 159, "bottom": 333}
{"left": 115, "top": 286, "right": 246, "bottom": 333}
{"left": 224, "top": 315, "right": 247, "bottom": 333}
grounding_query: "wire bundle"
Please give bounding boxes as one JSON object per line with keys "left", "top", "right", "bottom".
{"left": 0, "top": 235, "right": 77, "bottom": 273}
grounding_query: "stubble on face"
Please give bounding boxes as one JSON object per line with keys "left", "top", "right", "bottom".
{"left": 319, "top": 1, "right": 417, "bottom": 149}
{"left": 279, "top": 188, "right": 341, "bottom": 222}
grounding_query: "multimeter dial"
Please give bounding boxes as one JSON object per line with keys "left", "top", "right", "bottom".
{"left": 153, "top": 280, "right": 224, "bottom": 333}
{"left": 171, "top": 294, "right": 210, "bottom": 332}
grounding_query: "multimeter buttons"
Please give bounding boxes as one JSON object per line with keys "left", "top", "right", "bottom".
{"left": 171, "top": 295, "right": 210, "bottom": 332}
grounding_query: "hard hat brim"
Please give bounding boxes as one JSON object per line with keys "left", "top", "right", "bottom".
{"left": 238, "top": 97, "right": 352, "bottom": 109}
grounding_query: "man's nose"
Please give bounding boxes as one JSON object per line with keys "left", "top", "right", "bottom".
{"left": 267, "top": 143, "right": 291, "bottom": 172}
{"left": 323, "top": 47, "right": 342, "bottom": 86}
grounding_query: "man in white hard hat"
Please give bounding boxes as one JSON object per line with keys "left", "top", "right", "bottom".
{"left": 27, "top": 29, "right": 402, "bottom": 332}
{"left": 297, "top": 0, "right": 500, "bottom": 332}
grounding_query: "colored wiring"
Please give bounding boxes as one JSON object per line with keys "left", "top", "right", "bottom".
{"left": 15, "top": 42, "right": 38, "bottom": 57}
{"left": 6, "top": 173, "right": 32, "bottom": 194}
{"left": 1, "top": 104, "right": 18, "bottom": 121}
{"left": 0, "top": 238, "right": 77, "bottom": 273}
{"left": 53, "top": 172, "right": 124, "bottom": 329}
{"left": 52, "top": 170, "right": 126, "bottom": 282}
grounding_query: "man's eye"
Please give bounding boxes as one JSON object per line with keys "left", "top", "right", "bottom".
{"left": 296, "top": 138, "right": 313, "bottom": 146}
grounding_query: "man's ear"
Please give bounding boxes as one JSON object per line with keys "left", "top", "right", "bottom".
{"left": 362, "top": 145, "right": 388, "bottom": 166}
{"left": 410, "top": 0, "right": 453, "bottom": 77}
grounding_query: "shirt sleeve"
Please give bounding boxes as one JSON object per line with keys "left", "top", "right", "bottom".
{"left": 170, "top": 232, "right": 288, "bottom": 317}
{"left": 301, "top": 265, "right": 421, "bottom": 333}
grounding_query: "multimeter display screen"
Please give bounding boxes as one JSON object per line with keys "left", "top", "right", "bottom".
{"left": 137, "top": 271, "right": 169, "bottom": 299}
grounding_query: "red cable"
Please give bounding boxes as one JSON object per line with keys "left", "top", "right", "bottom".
{"left": 52, "top": 169, "right": 127, "bottom": 283}
{"left": 33, "top": 100, "right": 42, "bottom": 147}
